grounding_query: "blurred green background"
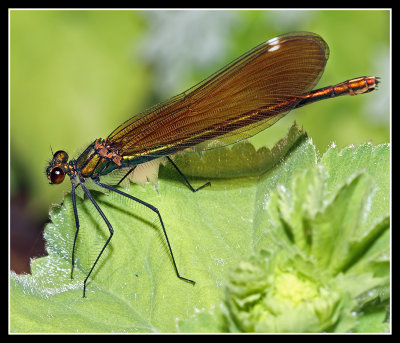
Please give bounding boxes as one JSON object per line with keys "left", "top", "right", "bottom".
{"left": 10, "top": 9, "right": 390, "bottom": 273}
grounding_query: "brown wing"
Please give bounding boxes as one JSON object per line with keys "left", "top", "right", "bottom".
{"left": 107, "top": 32, "right": 329, "bottom": 157}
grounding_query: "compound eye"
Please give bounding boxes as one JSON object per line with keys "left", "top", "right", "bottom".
{"left": 50, "top": 167, "right": 65, "bottom": 184}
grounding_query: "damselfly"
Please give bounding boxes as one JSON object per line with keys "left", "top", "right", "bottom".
{"left": 46, "top": 32, "right": 379, "bottom": 297}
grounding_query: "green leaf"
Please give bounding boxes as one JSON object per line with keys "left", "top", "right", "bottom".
{"left": 10, "top": 124, "right": 390, "bottom": 333}
{"left": 221, "top": 142, "right": 390, "bottom": 333}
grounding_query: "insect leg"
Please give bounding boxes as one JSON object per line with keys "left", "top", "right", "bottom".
{"left": 93, "top": 178, "right": 196, "bottom": 285}
{"left": 80, "top": 182, "right": 114, "bottom": 298}
{"left": 116, "top": 166, "right": 137, "bottom": 187}
{"left": 70, "top": 178, "right": 80, "bottom": 280}
{"left": 167, "top": 156, "right": 210, "bottom": 192}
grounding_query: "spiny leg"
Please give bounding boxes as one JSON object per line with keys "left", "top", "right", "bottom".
{"left": 80, "top": 182, "right": 114, "bottom": 298}
{"left": 167, "top": 156, "right": 210, "bottom": 192}
{"left": 70, "top": 178, "right": 80, "bottom": 280}
{"left": 116, "top": 166, "right": 137, "bottom": 187}
{"left": 93, "top": 177, "right": 195, "bottom": 285}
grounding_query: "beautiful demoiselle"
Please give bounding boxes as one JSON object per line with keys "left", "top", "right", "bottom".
{"left": 46, "top": 32, "right": 379, "bottom": 297}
